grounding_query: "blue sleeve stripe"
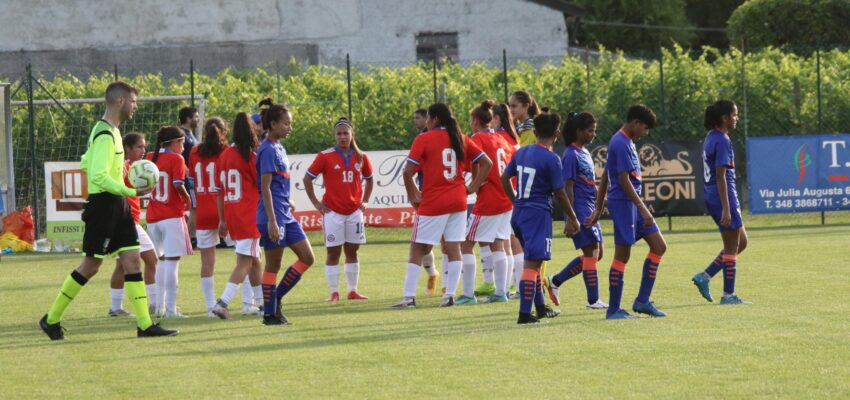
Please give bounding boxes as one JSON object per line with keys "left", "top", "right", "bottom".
{"left": 363, "top": 174, "right": 373, "bottom": 179}
{"left": 472, "top": 152, "right": 485, "bottom": 163}
{"left": 406, "top": 157, "right": 420, "bottom": 165}
{"left": 305, "top": 171, "right": 317, "bottom": 178}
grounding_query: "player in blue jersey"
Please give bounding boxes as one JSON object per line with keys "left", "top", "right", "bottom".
{"left": 691, "top": 100, "right": 751, "bottom": 305}
{"left": 256, "top": 104, "right": 315, "bottom": 326}
{"left": 501, "top": 110, "right": 580, "bottom": 324}
{"left": 544, "top": 111, "right": 609, "bottom": 310}
{"left": 603, "top": 104, "right": 668, "bottom": 320}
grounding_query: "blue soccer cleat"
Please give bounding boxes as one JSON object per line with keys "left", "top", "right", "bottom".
{"left": 720, "top": 294, "right": 752, "bottom": 305}
{"left": 632, "top": 300, "right": 667, "bottom": 317}
{"left": 455, "top": 295, "right": 478, "bottom": 305}
{"left": 606, "top": 309, "right": 636, "bottom": 320}
{"left": 691, "top": 272, "right": 714, "bottom": 302}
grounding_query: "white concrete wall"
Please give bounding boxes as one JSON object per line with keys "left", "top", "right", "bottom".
{"left": 0, "top": 0, "right": 566, "bottom": 68}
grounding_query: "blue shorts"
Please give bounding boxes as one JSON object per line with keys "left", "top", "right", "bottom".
{"left": 511, "top": 207, "right": 552, "bottom": 261}
{"left": 607, "top": 199, "right": 659, "bottom": 246}
{"left": 569, "top": 208, "right": 603, "bottom": 250}
{"left": 258, "top": 221, "right": 308, "bottom": 249}
{"left": 704, "top": 188, "right": 743, "bottom": 232}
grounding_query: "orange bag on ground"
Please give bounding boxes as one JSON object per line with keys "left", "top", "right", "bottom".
{"left": 1, "top": 206, "right": 35, "bottom": 244}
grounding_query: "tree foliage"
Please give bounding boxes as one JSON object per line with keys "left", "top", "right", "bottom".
{"left": 727, "top": 0, "right": 850, "bottom": 50}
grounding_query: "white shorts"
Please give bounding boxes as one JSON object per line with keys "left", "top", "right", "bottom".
{"left": 466, "top": 210, "right": 512, "bottom": 243}
{"left": 147, "top": 217, "right": 193, "bottom": 258}
{"left": 196, "top": 229, "right": 220, "bottom": 249}
{"left": 136, "top": 224, "right": 156, "bottom": 253}
{"left": 323, "top": 209, "right": 366, "bottom": 247}
{"left": 411, "top": 211, "right": 466, "bottom": 245}
{"left": 234, "top": 238, "right": 261, "bottom": 258}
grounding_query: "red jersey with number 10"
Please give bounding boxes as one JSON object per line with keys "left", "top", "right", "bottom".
{"left": 471, "top": 130, "right": 513, "bottom": 216}
{"left": 407, "top": 128, "right": 485, "bottom": 216}
{"left": 145, "top": 150, "right": 186, "bottom": 223}
{"left": 306, "top": 147, "right": 374, "bottom": 215}
{"left": 216, "top": 146, "right": 260, "bottom": 240}
{"left": 188, "top": 147, "right": 222, "bottom": 230}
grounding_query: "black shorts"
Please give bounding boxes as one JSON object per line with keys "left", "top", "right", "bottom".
{"left": 82, "top": 193, "right": 139, "bottom": 258}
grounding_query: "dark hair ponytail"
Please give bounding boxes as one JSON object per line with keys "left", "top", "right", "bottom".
{"left": 428, "top": 103, "right": 465, "bottom": 162}
{"left": 470, "top": 100, "right": 495, "bottom": 126}
{"left": 532, "top": 109, "right": 561, "bottom": 139}
{"left": 562, "top": 111, "right": 597, "bottom": 146}
{"left": 152, "top": 126, "right": 185, "bottom": 163}
{"left": 122, "top": 132, "right": 145, "bottom": 149}
{"left": 704, "top": 100, "right": 736, "bottom": 130}
{"left": 492, "top": 103, "right": 519, "bottom": 144}
{"left": 511, "top": 90, "right": 541, "bottom": 119}
{"left": 233, "top": 112, "right": 258, "bottom": 162}
{"left": 258, "top": 97, "right": 274, "bottom": 130}
{"left": 198, "top": 117, "right": 226, "bottom": 158}
{"left": 263, "top": 104, "right": 291, "bottom": 131}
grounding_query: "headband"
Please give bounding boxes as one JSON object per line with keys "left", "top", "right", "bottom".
{"left": 335, "top": 119, "right": 353, "bottom": 129}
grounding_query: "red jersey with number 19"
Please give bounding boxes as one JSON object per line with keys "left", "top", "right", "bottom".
{"left": 216, "top": 146, "right": 260, "bottom": 240}
{"left": 306, "top": 147, "right": 374, "bottom": 215}
{"left": 145, "top": 150, "right": 186, "bottom": 223}
{"left": 470, "top": 129, "right": 513, "bottom": 215}
{"left": 188, "top": 147, "right": 221, "bottom": 230}
{"left": 407, "top": 128, "right": 485, "bottom": 216}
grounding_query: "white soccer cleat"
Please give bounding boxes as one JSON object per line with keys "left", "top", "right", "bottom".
{"left": 586, "top": 299, "right": 609, "bottom": 309}
{"left": 390, "top": 297, "right": 416, "bottom": 309}
{"left": 242, "top": 305, "right": 262, "bottom": 316}
{"left": 163, "top": 309, "right": 188, "bottom": 318}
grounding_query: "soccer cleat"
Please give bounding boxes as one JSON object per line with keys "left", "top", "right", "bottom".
{"left": 347, "top": 291, "right": 369, "bottom": 300}
{"left": 137, "top": 323, "right": 178, "bottom": 338}
{"left": 632, "top": 300, "right": 667, "bottom": 317}
{"left": 274, "top": 303, "right": 291, "bottom": 325}
{"left": 440, "top": 296, "right": 455, "bottom": 307}
{"left": 390, "top": 297, "right": 417, "bottom": 309}
{"left": 454, "top": 295, "right": 478, "bottom": 305}
{"left": 487, "top": 294, "right": 509, "bottom": 303}
{"left": 586, "top": 299, "right": 609, "bottom": 309}
{"left": 543, "top": 276, "right": 560, "bottom": 306}
{"left": 606, "top": 309, "right": 637, "bottom": 320}
{"left": 535, "top": 304, "right": 561, "bottom": 318}
{"left": 39, "top": 314, "right": 65, "bottom": 341}
{"left": 473, "top": 282, "right": 496, "bottom": 297}
{"left": 163, "top": 309, "right": 188, "bottom": 319}
{"left": 517, "top": 313, "right": 543, "bottom": 325}
{"left": 262, "top": 315, "right": 289, "bottom": 325}
{"left": 242, "top": 305, "right": 263, "bottom": 316}
{"left": 326, "top": 292, "right": 340, "bottom": 302}
{"left": 426, "top": 275, "right": 439, "bottom": 296}
{"left": 692, "top": 272, "right": 714, "bottom": 302}
{"left": 211, "top": 303, "right": 231, "bottom": 320}
{"left": 107, "top": 308, "right": 133, "bottom": 317}
{"left": 720, "top": 294, "right": 752, "bottom": 305}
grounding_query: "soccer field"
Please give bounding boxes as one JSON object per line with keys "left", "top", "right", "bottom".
{"left": 2, "top": 214, "right": 850, "bottom": 399}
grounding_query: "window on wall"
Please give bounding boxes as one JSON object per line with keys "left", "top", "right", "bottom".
{"left": 415, "top": 32, "right": 458, "bottom": 65}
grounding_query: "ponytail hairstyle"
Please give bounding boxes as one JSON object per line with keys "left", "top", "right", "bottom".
{"left": 532, "top": 108, "right": 561, "bottom": 139}
{"left": 470, "top": 99, "right": 495, "bottom": 127}
{"left": 428, "top": 103, "right": 465, "bottom": 162}
{"left": 122, "top": 131, "right": 145, "bottom": 149}
{"left": 232, "top": 112, "right": 259, "bottom": 162}
{"left": 511, "top": 90, "right": 541, "bottom": 119}
{"left": 334, "top": 117, "right": 363, "bottom": 162}
{"left": 562, "top": 111, "right": 597, "bottom": 146}
{"left": 258, "top": 97, "right": 274, "bottom": 130}
{"left": 151, "top": 126, "right": 185, "bottom": 163}
{"left": 198, "top": 116, "right": 227, "bottom": 158}
{"left": 263, "top": 104, "right": 291, "bottom": 132}
{"left": 492, "top": 103, "right": 520, "bottom": 144}
{"left": 703, "top": 99, "right": 736, "bottom": 130}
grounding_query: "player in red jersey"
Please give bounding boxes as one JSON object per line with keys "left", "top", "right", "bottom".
{"left": 491, "top": 103, "right": 525, "bottom": 297}
{"left": 391, "top": 103, "right": 492, "bottom": 309}
{"left": 209, "top": 113, "right": 266, "bottom": 319}
{"left": 304, "top": 117, "right": 374, "bottom": 302}
{"left": 106, "top": 132, "right": 160, "bottom": 317}
{"left": 146, "top": 126, "right": 193, "bottom": 317}
{"left": 458, "top": 100, "right": 514, "bottom": 305}
{"left": 189, "top": 117, "right": 228, "bottom": 315}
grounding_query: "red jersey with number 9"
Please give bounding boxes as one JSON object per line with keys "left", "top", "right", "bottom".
{"left": 216, "top": 145, "right": 260, "bottom": 240}
{"left": 306, "top": 147, "right": 374, "bottom": 215}
{"left": 407, "top": 128, "right": 485, "bottom": 216}
{"left": 188, "top": 147, "right": 222, "bottom": 230}
{"left": 145, "top": 150, "right": 186, "bottom": 223}
{"left": 470, "top": 130, "right": 513, "bottom": 216}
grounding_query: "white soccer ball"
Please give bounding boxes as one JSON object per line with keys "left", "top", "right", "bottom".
{"left": 128, "top": 159, "right": 160, "bottom": 190}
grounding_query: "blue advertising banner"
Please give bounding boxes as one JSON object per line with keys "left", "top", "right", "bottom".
{"left": 747, "top": 134, "right": 850, "bottom": 213}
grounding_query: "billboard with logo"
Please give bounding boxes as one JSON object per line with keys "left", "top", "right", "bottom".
{"left": 747, "top": 134, "right": 850, "bottom": 213}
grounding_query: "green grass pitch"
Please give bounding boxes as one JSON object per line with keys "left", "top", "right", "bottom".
{"left": 1, "top": 213, "right": 849, "bottom": 399}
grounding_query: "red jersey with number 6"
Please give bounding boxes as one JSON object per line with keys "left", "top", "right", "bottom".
{"left": 216, "top": 146, "right": 260, "bottom": 240}
{"left": 306, "top": 147, "right": 374, "bottom": 215}
{"left": 407, "top": 128, "right": 485, "bottom": 216}
{"left": 188, "top": 147, "right": 222, "bottom": 230}
{"left": 145, "top": 150, "right": 186, "bottom": 223}
{"left": 470, "top": 129, "right": 513, "bottom": 216}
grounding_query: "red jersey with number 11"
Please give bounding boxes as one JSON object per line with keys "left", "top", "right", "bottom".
{"left": 216, "top": 146, "right": 260, "bottom": 240}
{"left": 188, "top": 147, "right": 222, "bottom": 230}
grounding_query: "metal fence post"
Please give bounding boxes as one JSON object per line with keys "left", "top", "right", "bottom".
{"left": 502, "top": 49, "right": 508, "bottom": 103}
{"left": 816, "top": 46, "right": 824, "bottom": 225}
{"left": 741, "top": 40, "right": 749, "bottom": 138}
{"left": 432, "top": 60, "right": 438, "bottom": 104}
{"left": 26, "top": 64, "right": 40, "bottom": 239}
{"left": 113, "top": 64, "right": 118, "bottom": 81}
{"left": 190, "top": 59, "right": 195, "bottom": 108}
{"left": 346, "top": 53, "right": 353, "bottom": 121}
{"left": 658, "top": 50, "right": 666, "bottom": 138}
{"left": 585, "top": 47, "right": 591, "bottom": 106}
{"left": 276, "top": 61, "right": 282, "bottom": 103}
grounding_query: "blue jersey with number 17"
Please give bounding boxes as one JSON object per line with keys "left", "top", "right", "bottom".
{"left": 503, "top": 144, "right": 564, "bottom": 211}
